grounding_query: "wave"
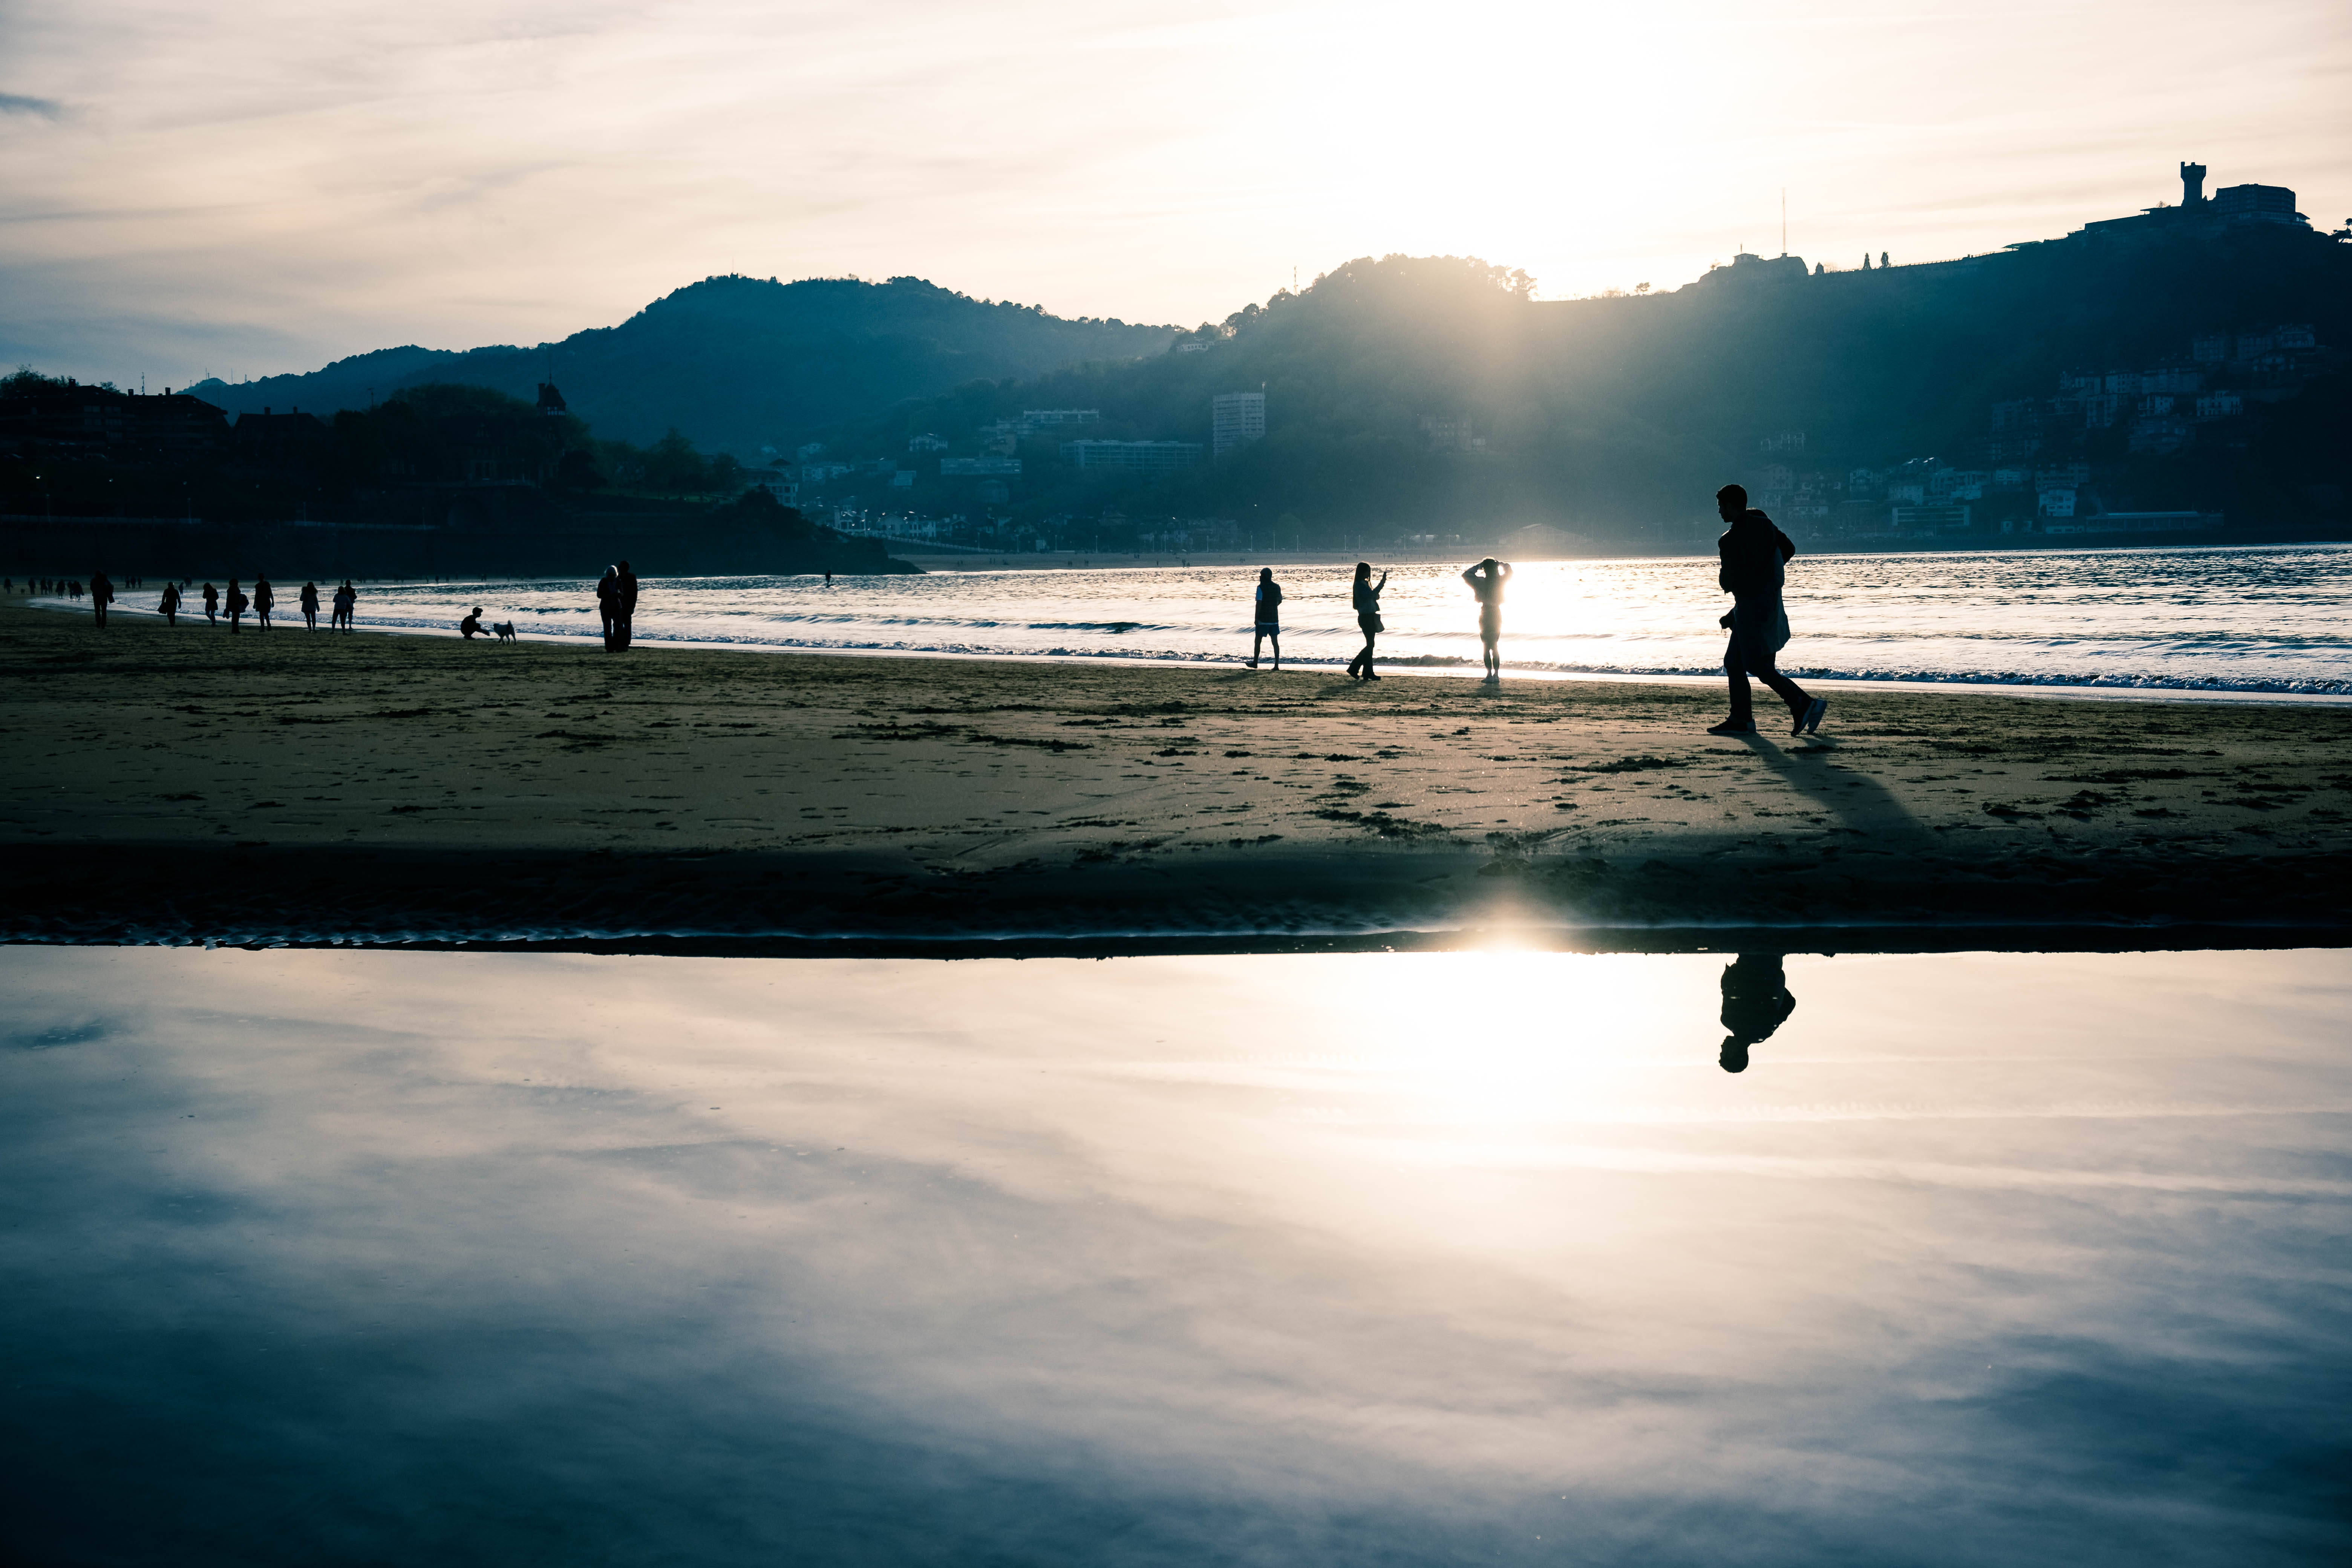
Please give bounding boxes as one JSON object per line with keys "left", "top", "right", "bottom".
{"left": 332, "top": 614, "right": 2352, "bottom": 695}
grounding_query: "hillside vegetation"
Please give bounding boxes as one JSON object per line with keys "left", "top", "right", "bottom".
{"left": 183, "top": 276, "right": 1178, "bottom": 456}
{"left": 831, "top": 233, "right": 2350, "bottom": 542}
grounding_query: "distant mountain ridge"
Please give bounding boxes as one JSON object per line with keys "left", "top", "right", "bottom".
{"left": 183, "top": 275, "right": 1178, "bottom": 456}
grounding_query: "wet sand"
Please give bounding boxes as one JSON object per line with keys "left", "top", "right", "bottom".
{"left": 5, "top": 603, "right": 2349, "bottom": 943}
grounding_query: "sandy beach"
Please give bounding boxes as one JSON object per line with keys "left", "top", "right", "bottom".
{"left": 5, "top": 601, "right": 2349, "bottom": 945}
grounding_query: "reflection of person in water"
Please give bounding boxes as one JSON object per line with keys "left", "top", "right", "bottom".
{"left": 1718, "top": 952, "right": 1796, "bottom": 1073}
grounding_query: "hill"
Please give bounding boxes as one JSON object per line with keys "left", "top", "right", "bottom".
{"left": 816, "top": 224, "right": 2350, "bottom": 548}
{"left": 182, "top": 276, "right": 1178, "bottom": 457}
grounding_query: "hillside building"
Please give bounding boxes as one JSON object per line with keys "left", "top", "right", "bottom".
{"left": 1017, "top": 409, "right": 1100, "bottom": 437}
{"left": 1212, "top": 392, "right": 1265, "bottom": 459}
{"left": 1060, "top": 439, "right": 1201, "bottom": 473}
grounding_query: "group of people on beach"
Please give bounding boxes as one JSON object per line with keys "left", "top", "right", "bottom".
{"left": 57, "top": 572, "right": 361, "bottom": 633}
{"left": 1245, "top": 484, "right": 1825, "bottom": 734}
{"left": 1245, "top": 556, "right": 1512, "bottom": 683}
{"left": 39, "top": 484, "right": 1824, "bottom": 735}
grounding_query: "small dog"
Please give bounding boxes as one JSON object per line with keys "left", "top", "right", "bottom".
{"left": 492, "top": 620, "right": 517, "bottom": 643}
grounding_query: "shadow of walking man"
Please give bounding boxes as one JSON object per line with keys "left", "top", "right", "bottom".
{"left": 1718, "top": 952, "right": 1796, "bottom": 1073}
{"left": 1725, "top": 729, "right": 1930, "bottom": 845}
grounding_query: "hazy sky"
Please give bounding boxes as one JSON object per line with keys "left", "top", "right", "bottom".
{"left": 3, "top": 0, "right": 2347, "bottom": 386}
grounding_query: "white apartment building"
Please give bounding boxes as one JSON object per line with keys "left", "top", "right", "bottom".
{"left": 1060, "top": 440, "right": 1202, "bottom": 473}
{"left": 1212, "top": 392, "right": 1266, "bottom": 459}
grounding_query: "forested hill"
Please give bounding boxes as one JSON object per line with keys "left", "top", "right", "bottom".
{"left": 834, "top": 233, "right": 2350, "bottom": 540}
{"left": 183, "top": 276, "right": 1178, "bottom": 456}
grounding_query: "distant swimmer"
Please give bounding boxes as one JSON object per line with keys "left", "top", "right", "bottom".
{"left": 1344, "top": 562, "right": 1388, "bottom": 680}
{"left": 299, "top": 580, "right": 320, "bottom": 630}
{"left": 202, "top": 582, "right": 219, "bottom": 625}
{"left": 1460, "top": 557, "right": 1511, "bottom": 680}
{"left": 159, "top": 582, "right": 181, "bottom": 626}
{"left": 1709, "top": 484, "right": 1824, "bottom": 737}
{"left": 89, "top": 571, "right": 114, "bottom": 628}
{"left": 1717, "top": 952, "right": 1797, "bottom": 1073}
{"left": 1246, "top": 568, "right": 1283, "bottom": 670}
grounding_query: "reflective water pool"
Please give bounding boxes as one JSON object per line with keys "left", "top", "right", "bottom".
{"left": 3, "top": 946, "right": 2347, "bottom": 1565}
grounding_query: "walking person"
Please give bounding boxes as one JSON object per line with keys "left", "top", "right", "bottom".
{"left": 1709, "top": 484, "right": 1824, "bottom": 737}
{"left": 1246, "top": 567, "right": 1283, "bottom": 670}
{"left": 252, "top": 575, "right": 274, "bottom": 632}
{"left": 1716, "top": 952, "right": 1797, "bottom": 1074}
{"left": 202, "top": 582, "right": 219, "bottom": 625}
{"left": 90, "top": 571, "right": 114, "bottom": 628}
{"left": 595, "top": 565, "right": 620, "bottom": 650}
{"left": 1461, "top": 557, "right": 1512, "bottom": 681}
{"left": 613, "top": 559, "right": 639, "bottom": 651}
{"left": 299, "top": 580, "right": 320, "bottom": 629}
{"left": 225, "top": 580, "right": 248, "bottom": 633}
{"left": 1344, "top": 562, "right": 1388, "bottom": 680}
{"left": 159, "top": 582, "right": 181, "bottom": 626}
{"left": 332, "top": 580, "right": 355, "bottom": 630}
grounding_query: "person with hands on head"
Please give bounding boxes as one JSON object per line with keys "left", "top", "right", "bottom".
{"left": 1345, "top": 562, "right": 1388, "bottom": 680}
{"left": 1461, "top": 557, "right": 1511, "bottom": 680}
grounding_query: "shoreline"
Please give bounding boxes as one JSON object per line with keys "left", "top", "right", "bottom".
{"left": 21, "top": 595, "right": 2352, "bottom": 709}
{"left": 6, "top": 603, "right": 2350, "bottom": 947}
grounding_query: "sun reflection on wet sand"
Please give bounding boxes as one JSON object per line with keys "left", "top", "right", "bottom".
{"left": 1, "top": 946, "right": 2346, "bottom": 1565}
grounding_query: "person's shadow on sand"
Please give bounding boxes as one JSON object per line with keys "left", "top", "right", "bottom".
{"left": 1721, "top": 729, "right": 1927, "bottom": 843}
{"left": 1718, "top": 952, "right": 1796, "bottom": 1073}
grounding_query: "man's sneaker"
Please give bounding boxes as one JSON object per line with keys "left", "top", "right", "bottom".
{"left": 1706, "top": 720, "right": 1756, "bottom": 735}
{"left": 1794, "top": 698, "right": 1827, "bottom": 736}
{"left": 1804, "top": 698, "right": 1829, "bottom": 734}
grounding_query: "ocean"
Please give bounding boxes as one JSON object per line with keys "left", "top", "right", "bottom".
{"left": 60, "top": 541, "right": 2352, "bottom": 696}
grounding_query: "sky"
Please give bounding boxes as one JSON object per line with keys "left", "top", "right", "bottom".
{"left": 2, "top": 0, "right": 2347, "bottom": 388}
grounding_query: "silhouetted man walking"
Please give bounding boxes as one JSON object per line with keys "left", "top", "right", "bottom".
{"left": 89, "top": 571, "right": 113, "bottom": 628}
{"left": 1709, "top": 484, "right": 1824, "bottom": 736}
{"left": 1717, "top": 952, "right": 1797, "bottom": 1073}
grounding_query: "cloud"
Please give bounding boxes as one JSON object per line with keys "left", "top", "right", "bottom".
{"left": 1, "top": 1, "right": 2345, "bottom": 387}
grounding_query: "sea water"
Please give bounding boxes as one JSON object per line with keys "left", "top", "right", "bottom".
{"left": 3, "top": 944, "right": 2346, "bottom": 1565}
{"left": 284, "top": 541, "right": 2352, "bottom": 695}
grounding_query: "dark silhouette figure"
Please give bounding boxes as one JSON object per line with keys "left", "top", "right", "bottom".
{"left": 299, "top": 580, "right": 320, "bottom": 629}
{"left": 1461, "top": 557, "right": 1512, "bottom": 679}
{"left": 332, "top": 580, "right": 355, "bottom": 630}
{"left": 1711, "top": 484, "right": 1824, "bottom": 737}
{"left": 1345, "top": 562, "right": 1387, "bottom": 679}
{"left": 596, "top": 565, "right": 620, "bottom": 650}
{"left": 614, "top": 559, "right": 639, "bottom": 650}
{"left": 202, "top": 582, "right": 219, "bottom": 625}
{"left": 458, "top": 606, "right": 491, "bottom": 640}
{"left": 225, "top": 580, "right": 248, "bottom": 633}
{"left": 1247, "top": 567, "right": 1283, "bottom": 669}
{"left": 159, "top": 582, "right": 181, "bottom": 625}
{"left": 824, "top": 568, "right": 833, "bottom": 586}
{"left": 252, "top": 576, "right": 274, "bottom": 632}
{"left": 1718, "top": 953, "right": 1797, "bottom": 1073}
{"left": 90, "top": 571, "right": 113, "bottom": 628}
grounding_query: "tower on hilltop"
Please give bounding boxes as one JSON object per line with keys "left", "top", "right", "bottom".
{"left": 2180, "top": 161, "right": 2207, "bottom": 205}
